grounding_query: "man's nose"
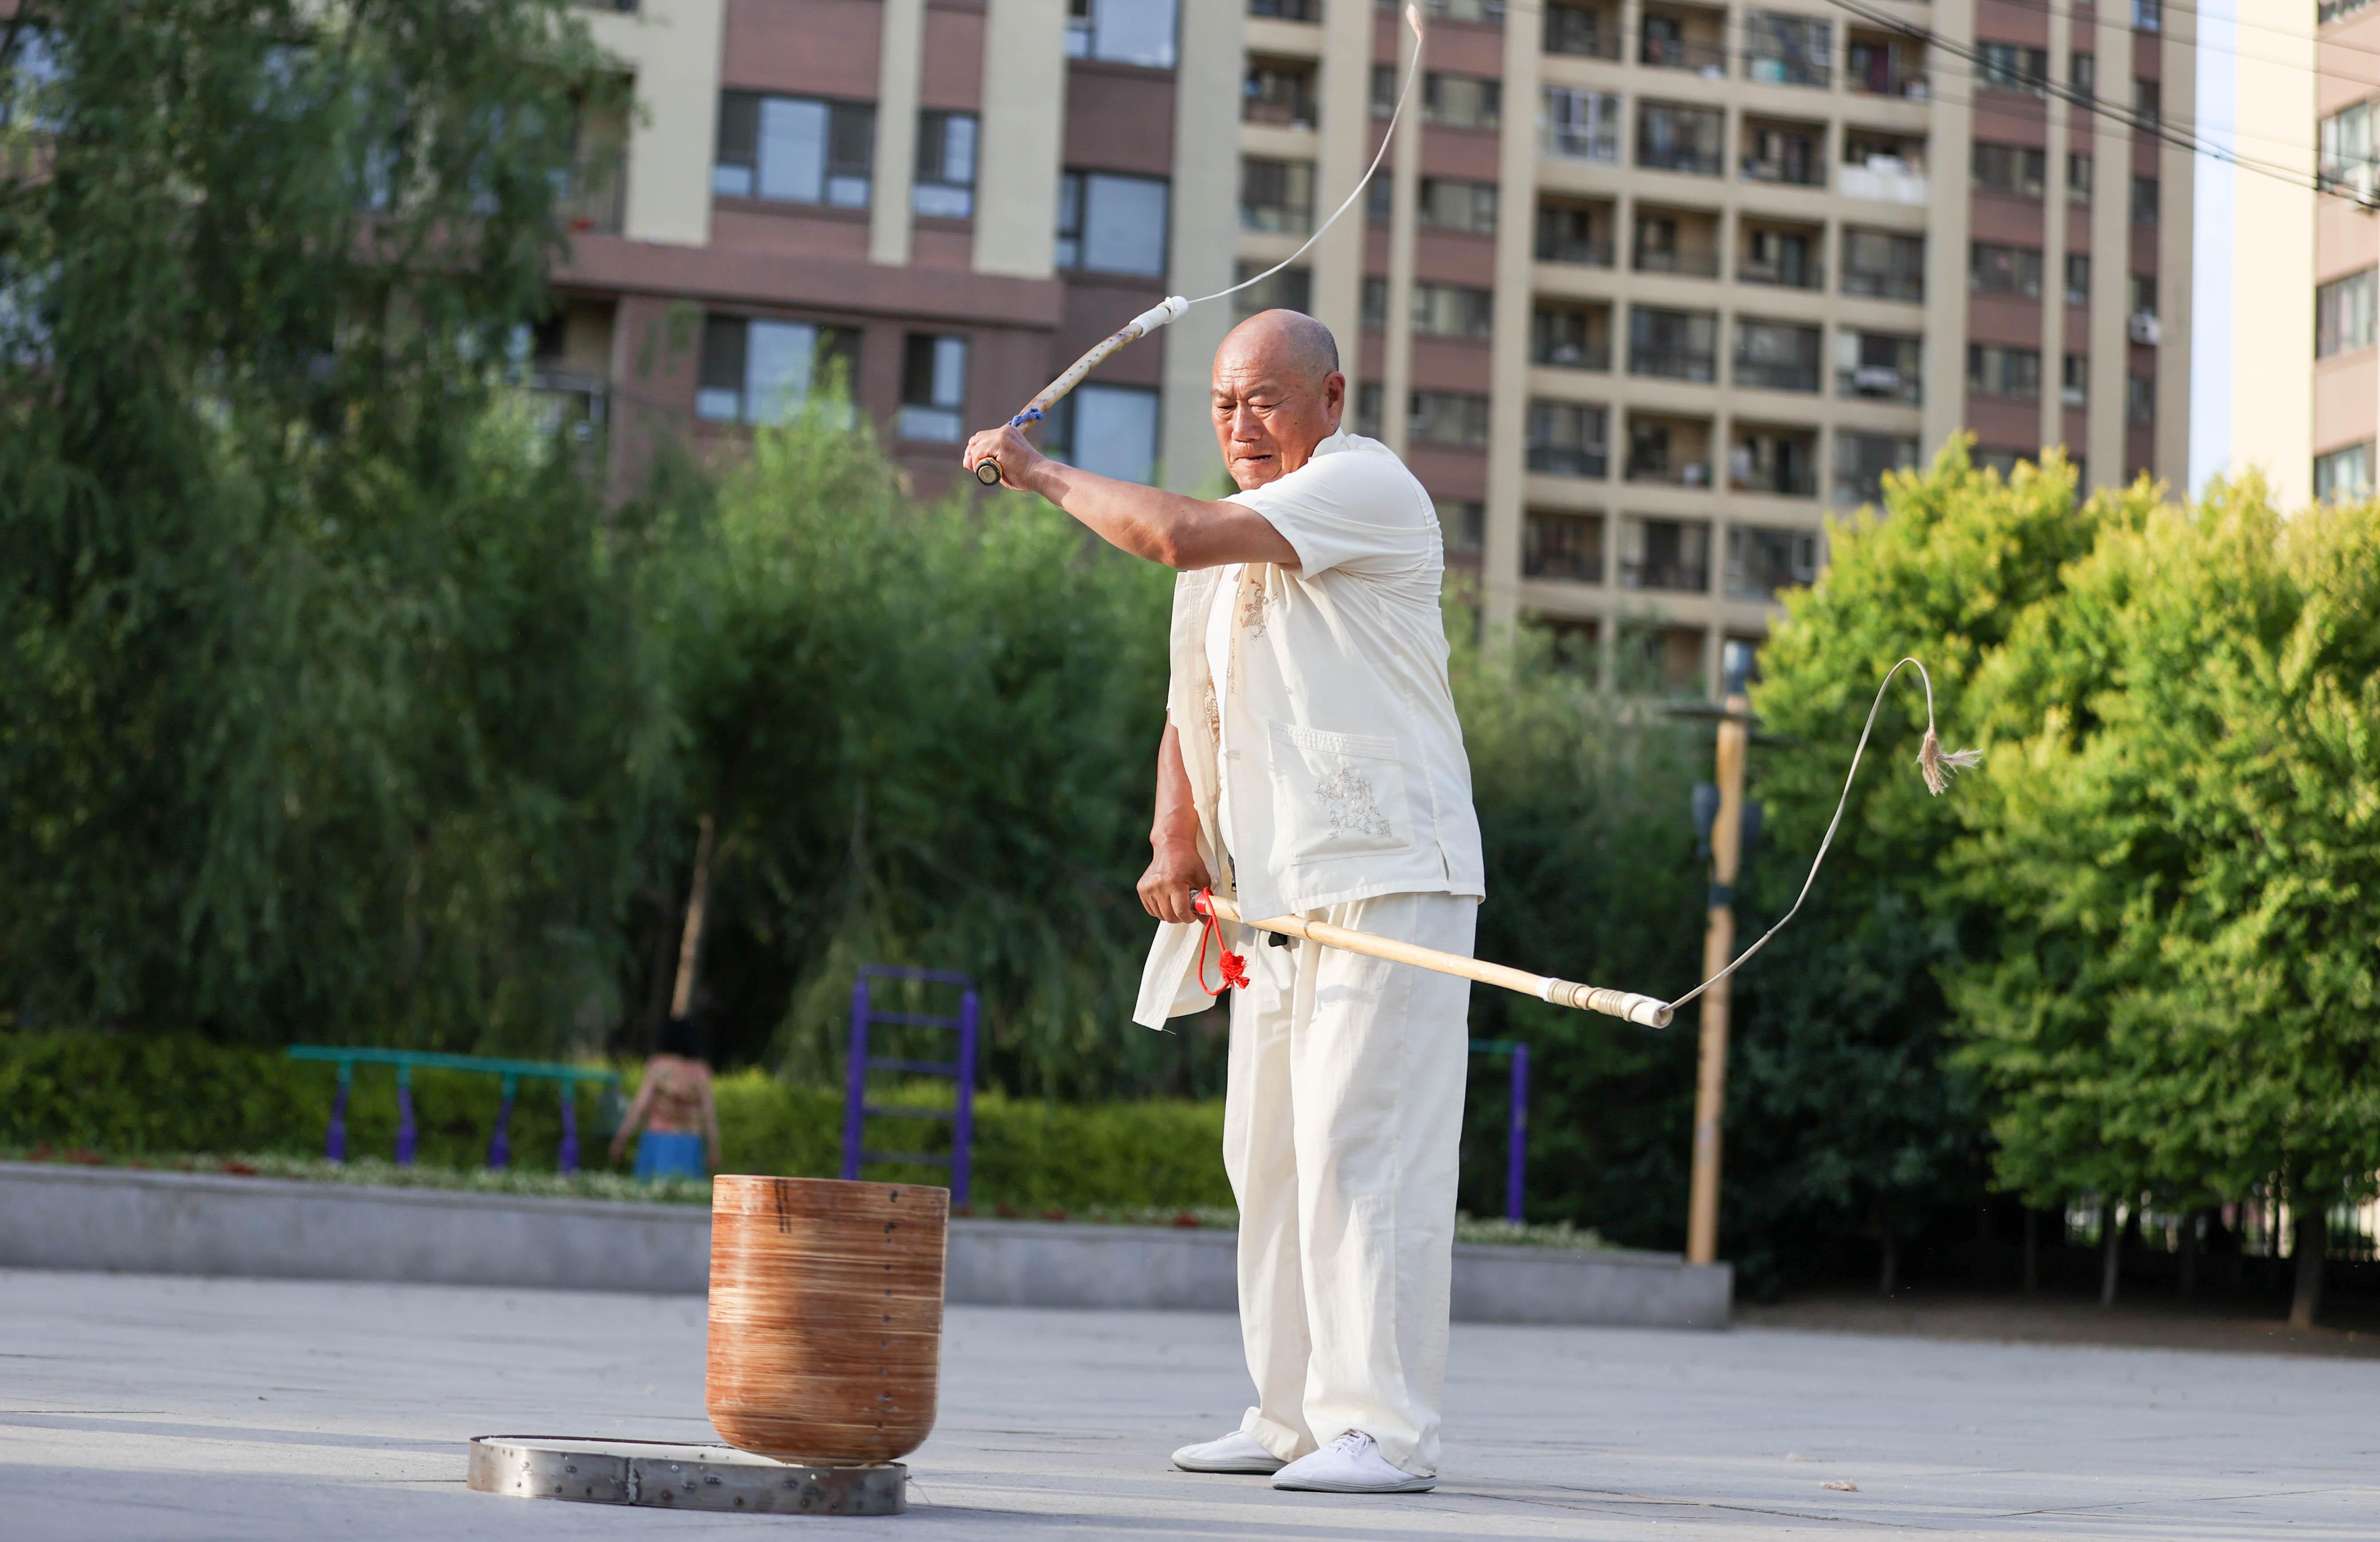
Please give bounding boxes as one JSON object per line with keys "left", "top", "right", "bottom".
{"left": 1229, "top": 406, "right": 1266, "bottom": 440}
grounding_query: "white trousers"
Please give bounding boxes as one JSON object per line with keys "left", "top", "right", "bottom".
{"left": 1222, "top": 889, "right": 1477, "bottom": 1478}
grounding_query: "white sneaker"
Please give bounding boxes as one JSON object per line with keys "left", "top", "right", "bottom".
{"left": 1171, "top": 1429, "right": 1286, "bottom": 1474}
{"left": 1270, "top": 1430, "right": 1435, "bottom": 1493}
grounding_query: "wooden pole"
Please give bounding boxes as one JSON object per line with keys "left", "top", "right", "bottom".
{"left": 670, "top": 813, "right": 717, "bottom": 1019}
{"left": 1686, "top": 686, "right": 1749, "bottom": 1267}
{"left": 1197, "top": 893, "right": 1672, "bottom": 1027}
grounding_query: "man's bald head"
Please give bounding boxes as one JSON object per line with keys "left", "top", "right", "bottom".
{"left": 1217, "top": 309, "right": 1340, "bottom": 391}
{"left": 1210, "top": 310, "right": 1346, "bottom": 490}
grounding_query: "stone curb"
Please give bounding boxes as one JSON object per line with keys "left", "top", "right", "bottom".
{"left": 0, "top": 1161, "right": 1729, "bottom": 1328}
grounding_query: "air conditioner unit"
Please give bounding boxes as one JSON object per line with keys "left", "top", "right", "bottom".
{"left": 1852, "top": 365, "right": 1903, "bottom": 392}
{"left": 2129, "top": 313, "right": 2163, "bottom": 345}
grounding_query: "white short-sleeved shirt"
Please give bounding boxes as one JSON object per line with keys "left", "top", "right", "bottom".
{"left": 1133, "top": 431, "right": 1485, "bottom": 1027}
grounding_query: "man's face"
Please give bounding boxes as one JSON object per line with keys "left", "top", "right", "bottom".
{"left": 1211, "top": 350, "right": 1345, "bottom": 491}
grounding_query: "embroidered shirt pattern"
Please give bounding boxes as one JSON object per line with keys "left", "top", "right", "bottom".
{"left": 1313, "top": 766, "right": 1395, "bottom": 839}
{"left": 1239, "top": 579, "right": 1273, "bottom": 640}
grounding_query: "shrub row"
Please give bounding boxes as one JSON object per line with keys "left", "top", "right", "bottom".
{"left": 0, "top": 1032, "right": 1231, "bottom": 1211}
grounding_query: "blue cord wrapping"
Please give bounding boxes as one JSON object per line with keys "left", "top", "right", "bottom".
{"left": 1008, "top": 407, "right": 1044, "bottom": 429}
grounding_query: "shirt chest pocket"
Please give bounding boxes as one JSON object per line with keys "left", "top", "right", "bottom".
{"left": 1265, "top": 721, "right": 1415, "bottom": 868}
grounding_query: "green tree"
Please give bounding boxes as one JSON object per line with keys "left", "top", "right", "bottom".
{"left": 0, "top": 3, "right": 653, "bottom": 1048}
{"left": 1731, "top": 443, "right": 2140, "bottom": 1289}
{"left": 1951, "top": 482, "right": 2380, "bottom": 1324}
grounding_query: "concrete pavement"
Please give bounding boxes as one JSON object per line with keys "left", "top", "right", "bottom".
{"left": 4, "top": 1267, "right": 2373, "bottom": 1539}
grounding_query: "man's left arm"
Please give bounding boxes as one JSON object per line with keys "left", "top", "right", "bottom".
{"left": 963, "top": 424, "right": 1294, "bottom": 571}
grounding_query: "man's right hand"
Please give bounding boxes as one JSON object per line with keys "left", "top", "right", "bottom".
{"left": 1137, "top": 837, "right": 1212, "bottom": 926}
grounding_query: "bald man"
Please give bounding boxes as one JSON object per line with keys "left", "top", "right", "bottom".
{"left": 965, "top": 311, "right": 1483, "bottom": 1495}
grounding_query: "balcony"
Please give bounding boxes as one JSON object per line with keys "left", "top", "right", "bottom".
{"left": 1742, "top": 10, "right": 1831, "bottom": 88}
{"left": 1741, "top": 118, "right": 1827, "bottom": 188}
{"left": 1738, "top": 218, "right": 1824, "bottom": 289}
{"left": 1736, "top": 317, "right": 1823, "bottom": 392}
{"left": 1535, "top": 196, "right": 1617, "bottom": 266}
{"left": 1726, "top": 524, "right": 1820, "bottom": 600}
{"left": 1533, "top": 301, "right": 1614, "bottom": 371}
{"left": 1625, "top": 414, "right": 1714, "bottom": 489}
{"left": 1834, "top": 431, "right": 1920, "bottom": 507}
{"left": 1543, "top": 1, "right": 1621, "bottom": 59}
{"left": 1245, "top": 59, "right": 1319, "bottom": 129}
{"left": 1525, "top": 509, "right": 1606, "bottom": 583}
{"left": 1618, "top": 515, "right": 1712, "bottom": 592}
{"left": 1633, "top": 205, "right": 1721, "bottom": 278}
{"left": 1728, "top": 424, "right": 1820, "bottom": 497}
{"left": 1842, "top": 227, "right": 1925, "bottom": 302}
{"left": 1847, "top": 30, "right": 1928, "bottom": 99}
{"left": 1628, "top": 306, "right": 1719, "bottom": 382}
{"left": 1838, "top": 331, "right": 1922, "bottom": 403}
{"left": 1526, "top": 399, "right": 1609, "bottom": 478}
{"left": 1637, "top": 101, "right": 1725, "bottom": 175}
{"left": 1640, "top": 3, "right": 1728, "bottom": 75}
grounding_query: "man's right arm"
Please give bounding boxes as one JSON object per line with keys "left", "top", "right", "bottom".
{"left": 1135, "top": 723, "right": 1210, "bottom": 925}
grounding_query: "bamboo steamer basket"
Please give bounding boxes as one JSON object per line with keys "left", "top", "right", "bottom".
{"left": 706, "top": 1175, "right": 948, "bottom": 1464}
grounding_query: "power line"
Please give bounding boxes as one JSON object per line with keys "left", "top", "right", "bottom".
{"left": 1818, "top": 0, "right": 2359, "bottom": 206}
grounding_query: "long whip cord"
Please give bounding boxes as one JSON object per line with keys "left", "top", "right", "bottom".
{"left": 1661, "top": 658, "right": 1980, "bottom": 1016}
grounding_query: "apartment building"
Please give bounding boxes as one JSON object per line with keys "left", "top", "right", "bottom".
{"left": 2313, "top": 2, "right": 2380, "bottom": 506}
{"left": 554, "top": 0, "right": 2196, "bottom": 694}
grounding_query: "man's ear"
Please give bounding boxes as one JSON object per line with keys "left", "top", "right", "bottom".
{"left": 1322, "top": 371, "right": 1346, "bottom": 429}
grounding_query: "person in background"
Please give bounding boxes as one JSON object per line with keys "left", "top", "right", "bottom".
{"left": 609, "top": 1015, "right": 721, "bottom": 1180}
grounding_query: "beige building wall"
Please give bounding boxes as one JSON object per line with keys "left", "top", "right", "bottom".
{"left": 1161, "top": 0, "right": 1246, "bottom": 493}
{"left": 974, "top": 0, "right": 1069, "bottom": 280}
{"left": 870, "top": 0, "right": 927, "bottom": 266}
{"left": 586, "top": 0, "right": 727, "bottom": 247}
{"left": 2215, "top": 10, "right": 2317, "bottom": 507}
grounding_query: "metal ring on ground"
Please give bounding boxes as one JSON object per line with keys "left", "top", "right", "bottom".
{"left": 468, "top": 1435, "right": 908, "bottom": 1516}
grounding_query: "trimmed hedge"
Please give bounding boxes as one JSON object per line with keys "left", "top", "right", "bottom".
{"left": 0, "top": 1031, "right": 1230, "bottom": 1211}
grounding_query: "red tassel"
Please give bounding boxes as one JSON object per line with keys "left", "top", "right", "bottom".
{"left": 1192, "top": 889, "right": 1248, "bottom": 996}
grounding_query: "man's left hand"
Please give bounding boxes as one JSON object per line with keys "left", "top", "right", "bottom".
{"left": 964, "top": 423, "right": 1048, "bottom": 492}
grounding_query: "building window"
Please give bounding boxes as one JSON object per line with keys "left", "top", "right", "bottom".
{"left": 1725, "top": 525, "right": 1819, "bottom": 600}
{"left": 1536, "top": 197, "right": 1614, "bottom": 265}
{"left": 2130, "top": 174, "right": 2159, "bottom": 224}
{"left": 2126, "top": 372, "right": 2155, "bottom": 424}
{"left": 1388, "top": 69, "right": 1500, "bottom": 129}
{"left": 1355, "top": 382, "right": 1384, "bottom": 437}
{"left": 913, "top": 111, "right": 978, "bottom": 218}
{"left": 2315, "top": 442, "right": 2374, "bottom": 502}
{"left": 1619, "top": 517, "right": 1712, "bottom": 593}
{"left": 1743, "top": 11, "right": 1830, "bottom": 88}
{"left": 1834, "top": 432, "right": 1918, "bottom": 507}
{"left": 1533, "top": 301, "right": 1612, "bottom": 369}
{"left": 1066, "top": 0, "right": 1179, "bottom": 68}
{"left": 2068, "top": 151, "right": 2094, "bottom": 202}
{"left": 696, "top": 315, "right": 860, "bottom": 425}
{"left": 1637, "top": 101, "right": 1726, "bottom": 175}
{"left": 1543, "top": 3, "right": 1618, "bottom": 59}
{"left": 1842, "top": 228, "right": 1925, "bottom": 301}
{"left": 1742, "top": 225, "right": 1820, "bottom": 289}
{"left": 2131, "top": 77, "right": 2160, "bottom": 128}
{"left": 1836, "top": 330, "right": 1921, "bottom": 403}
{"left": 2131, "top": 273, "right": 2159, "bottom": 320}
{"left": 1526, "top": 400, "right": 1608, "bottom": 477}
{"left": 1045, "top": 382, "right": 1160, "bottom": 484}
{"left": 1244, "top": 58, "right": 1318, "bottom": 128}
{"left": 1742, "top": 122, "right": 1825, "bottom": 187}
{"left": 897, "top": 333, "right": 968, "bottom": 443}
{"left": 2134, "top": 0, "right": 2162, "bottom": 32}
{"left": 2061, "top": 352, "right": 2087, "bottom": 406}
{"left": 1967, "top": 343, "right": 2042, "bottom": 399}
{"left": 1439, "top": 499, "right": 1486, "bottom": 556}
{"left": 1735, "top": 318, "right": 1823, "bottom": 392}
{"left": 1410, "top": 390, "right": 1492, "bottom": 447}
{"left": 1628, "top": 306, "right": 1719, "bottom": 382}
{"left": 714, "top": 92, "right": 874, "bottom": 206}
{"left": 2065, "top": 253, "right": 2091, "bottom": 305}
{"left": 1730, "top": 427, "right": 1819, "bottom": 496}
{"left": 1059, "top": 170, "right": 1170, "bottom": 275}
{"left": 1973, "top": 143, "right": 2046, "bottom": 198}
{"left": 1231, "top": 261, "right": 1310, "bottom": 320}
{"left": 1373, "top": 281, "right": 1493, "bottom": 339}
{"left": 2321, "top": 99, "right": 2377, "bottom": 195}
{"left": 1971, "top": 242, "right": 2045, "bottom": 297}
{"left": 1978, "top": 43, "right": 2048, "bottom": 94}
{"left": 1419, "top": 178, "right": 1498, "bottom": 234}
{"left": 1524, "top": 511, "right": 1605, "bottom": 582}
{"left": 1248, "top": 0, "right": 1319, "bottom": 17}
{"left": 1542, "top": 87, "right": 1621, "bottom": 163}
{"left": 1240, "top": 158, "right": 1315, "bottom": 234}
{"left": 2318, "top": 269, "right": 2378, "bottom": 358}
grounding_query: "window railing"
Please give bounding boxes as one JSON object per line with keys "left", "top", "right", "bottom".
{"left": 1625, "top": 455, "right": 1713, "bottom": 487}
{"left": 1740, "top": 153, "right": 1824, "bottom": 188}
{"left": 1843, "top": 266, "right": 1923, "bottom": 302}
{"left": 1634, "top": 246, "right": 1721, "bottom": 277}
{"left": 1641, "top": 36, "right": 1728, "bottom": 72}
{"left": 1629, "top": 344, "right": 1718, "bottom": 381}
{"left": 1534, "top": 338, "right": 1612, "bottom": 370}
{"left": 1738, "top": 358, "right": 1820, "bottom": 392}
{"left": 1536, "top": 225, "right": 1614, "bottom": 266}
{"left": 1838, "top": 363, "right": 1920, "bottom": 404}
{"left": 1251, "top": 0, "right": 1320, "bottom": 17}
{"left": 1638, "top": 140, "right": 1723, "bottom": 175}
{"left": 1729, "top": 455, "right": 1817, "bottom": 496}
{"left": 1544, "top": 5, "right": 1621, "bottom": 58}
{"left": 1527, "top": 445, "right": 1608, "bottom": 477}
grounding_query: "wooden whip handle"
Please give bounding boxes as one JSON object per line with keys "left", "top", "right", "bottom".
{"left": 1197, "top": 892, "right": 1673, "bottom": 1029}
